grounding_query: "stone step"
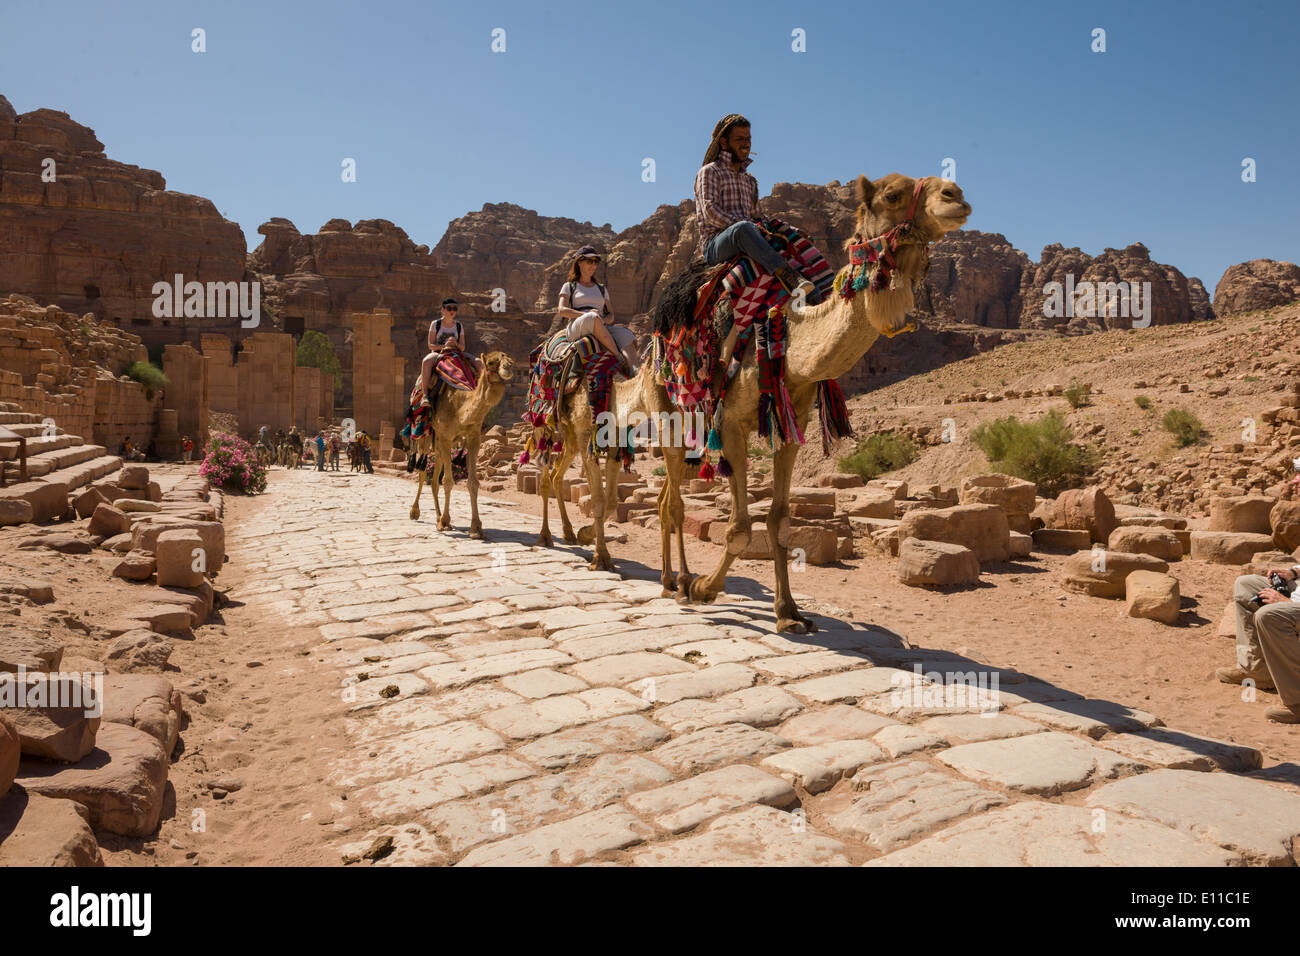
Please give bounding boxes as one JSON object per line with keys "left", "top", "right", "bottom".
{"left": 3, "top": 442, "right": 105, "bottom": 478}
{"left": 0, "top": 410, "right": 42, "bottom": 425}
{"left": 0, "top": 421, "right": 76, "bottom": 439}
{"left": 0, "top": 431, "right": 82, "bottom": 461}
{"left": 0, "top": 454, "right": 122, "bottom": 521}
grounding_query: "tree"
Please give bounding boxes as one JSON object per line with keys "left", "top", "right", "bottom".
{"left": 296, "top": 330, "right": 342, "bottom": 393}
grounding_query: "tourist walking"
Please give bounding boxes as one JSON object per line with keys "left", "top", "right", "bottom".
{"left": 360, "top": 430, "right": 373, "bottom": 474}
{"left": 182, "top": 435, "right": 194, "bottom": 462}
{"left": 315, "top": 431, "right": 326, "bottom": 471}
{"left": 329, "top": 432, "right": 341, "bottom": 471}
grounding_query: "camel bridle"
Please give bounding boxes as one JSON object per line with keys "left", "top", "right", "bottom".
{"left": 842, "top": 176, "right": 933, "bottom": 336}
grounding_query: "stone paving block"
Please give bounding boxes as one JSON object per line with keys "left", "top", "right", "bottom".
{"left": 777, "top": 705, "right": 899, "bottom": 746}
{"left": 479, "top": 688, "right": 650, "bottom": 740}
{"left": 504, "top": 591, "right": 580, "bottom": 611}
{"left": 329, "top": 594, "right": 463, "bottom": 622}
{"left": 871, "top": 724, "right": 945, "bottom": 758}
{"left": 444, "top": 637, "right": 553, "bottom": 660}
{"left": 858, "top": 681, "right": 1005, "bottom": 719}
{"left": 1091, "top": 728, "right": 1263, "bottom": 772}
{"left": 345, "top": 651, "right": 453, "bottom": 679}
{"left": 1085, "top": 769, "right": 1300, "bottom": 865}
{"left": 865, "top": 801, "right": 1237, "bottom": 867}
{"left": 650, "top": 686, "right": 803, "bottom": 734}
{"left": 630, "top": 806, "right": 853, "bottom": 867}
{"left": 344, "top": 687, "right": 524, "bottom": 740}
{"left": 327, "top": 720, "right": 506, "bottom": 788}
{"left": 417, "top": 650, "right": 576, "bottom": 690}
{"left": 516, "top": 714, "right": 672, "bottom": 769}
{"left": 626, "top": 764, "right": 797, "bottom": 833}
{"left": 500, "top": 669, "right": 589, "bottom": 699}
{"left": 647, "top": 723, "right": 791, "bottom": 775}
{"left": 937, "top": 731, "right": 1142, "bottom": 795}
{"left": 338, "top": 824, "right": 448, "bottom": 866}
{"left": 327, "top": 640, "right": 442, "bottom": 667}
{"left": 456, "top": 805, "right": 655, "bottom": 866}
{"left": 822, "top": 759, "right": 1007, "bottom": 851}
{"left": 351, "top": 754, "right": 537, "bottom": 820}
{"left": 425, "top": 754, "right": 673, "bottom": 855}
{"left": 320, "top": 613, "right": 439, "bottom": 643}
{"left": 559, "top": 624, "right": 723, "bottom": 661}
{"left": 787, "top": 667, "right": 922, "bottom": 704}
{"left": 501, "top": 607, "right": 629, "bottom": 635}
{"left": 750, "top": 649, "right": 876, "bottom": 681}
{"left": 1011, "top": 699, "right": 1164, "bottom": 739}
{"left": 345, "top": 672, "right": 431, "bottom": 712}
{"left": 629, "top": 663, "right": 758, "bottom": 705}
{"left": 918, "top": 713, "right": 1049, "bottom": 745}
{"left": 761, "top": 740, "right": 886, "bottom": 794}
{"left": 436, "top": 602, "right": 512, "bottom": 625}
{"left": 302, "top": 585, "right": 416, "bottom": 610}
{"left": 663, "top": 638, "right": 776, "bottom": 666}
{"left": 568, "top": 652, "right": 695, "bottom": 686}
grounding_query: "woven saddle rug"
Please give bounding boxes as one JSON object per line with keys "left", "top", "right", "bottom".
{"left": 400, "top": 350, "right": 478, "bottom": 445}
{"left": 521, "top": 329, "right": 631, "bottom": 466}
{"left": 653, "top": 219, "right": 847, "bottom": 476}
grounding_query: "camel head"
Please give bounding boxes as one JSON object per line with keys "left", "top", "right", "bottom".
{"left": 851, "top": 173, "right": 971, "bottom": 246}
{"left": 482, "top": 351, "right": 517, "bottom": 383}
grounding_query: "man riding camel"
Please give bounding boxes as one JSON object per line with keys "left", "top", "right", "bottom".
{"left": 694, "top": 113, "right": 818, "bottom": 304}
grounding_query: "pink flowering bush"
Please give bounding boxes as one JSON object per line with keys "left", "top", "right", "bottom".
{"left": 200, "top": 431, "right": 267, "bottom": 494}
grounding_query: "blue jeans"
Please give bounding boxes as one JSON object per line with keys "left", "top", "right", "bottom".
{"left": 704, "top": 220, "right": 789, "bottom": 275}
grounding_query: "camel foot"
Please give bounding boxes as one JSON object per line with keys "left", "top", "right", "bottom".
{"left": 576, "top": 525, "right": 595, "bottom": 546}
{"left": 660, "top": 587, "right": 677, "bottom": 599}
{"left": 409, "top": 506, "right": 420, "bottom": 521}
{"left": 562, "top": 528, "right": 579, "bottom": 545}
{"left": 437, "top": 517, "right": 451, "bottom": 531}
{"left": 536, "top": 532, "right": 553, "bottom": 548}
{"left": 776, "top": 610, "right": 819, "bottom": 634}
{"left": 676, "top": 572, "right": 696, "bottom": 596}
{"left": 688, "top": 578, "right": 718, "bottom": 604}
{"left": 469, "top": 525, "right": 485, "bottom": 540}
{"left": 588, "top": 552, "right": 615, "bottom": 573}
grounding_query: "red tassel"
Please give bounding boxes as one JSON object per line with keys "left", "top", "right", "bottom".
{"left": 698, "top": 462, "right": 715, "bottom": 482}
{"left": 519, "top": 451, "right": 530, "bottom": 465}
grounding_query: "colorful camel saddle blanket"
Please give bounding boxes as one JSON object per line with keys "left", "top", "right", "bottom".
{"left": 521, "top": 329, "right": 631, "bottom": 465}
{"left": 400, "top": 351, "right": 478, "bottom": 443}
{"left": 651, "top": 219, "right": 848, "bottom": 471}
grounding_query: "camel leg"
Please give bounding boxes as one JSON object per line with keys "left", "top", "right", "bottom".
{"left": 410, "top": 460, "right": 424, "bottom": 520}
{"left": 768, "top": 440, "right": 817, "bottom": 634}
{"left": 437, "top": 442, "right": 453, "bottom": 531}
{"left": 536, "top": 433, "right": 556, "bottom": 549}
{"left": 581, "top": 452, "right": 614, "bottom": 572}
{"left": 657, "top": 444, "right": 693, "bottom": 597}
{"left": 552, "top": 442, "right": 579, "bottom": 545}
{"left": 466, "top": 436, "right": 484, "bottom": 539}
{"left": 690, "top": 428, "right": 750, "bottom": 604}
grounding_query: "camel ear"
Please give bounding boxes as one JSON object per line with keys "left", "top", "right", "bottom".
{"left": 855, "top": 174, "right": 875, "bottom": 208}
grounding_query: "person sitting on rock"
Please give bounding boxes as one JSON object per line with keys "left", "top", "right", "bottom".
{"left": 556, "top": 246, "right": 637, "bottom": 378}
{"left": 1217, "top": 566, "right": 1300, "bottom": 723}
{"left": 694, "top": 113, "right": 816, "bottom": 304}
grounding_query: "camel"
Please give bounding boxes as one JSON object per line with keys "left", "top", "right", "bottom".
{"left": 409, "top": 350, "right": 517, "bottom": 537}
{"left": 532, "top": 361, "right": 655, "bottom": 571}
{"left": 652, "top": 173, "right": 971, "bottom": 633}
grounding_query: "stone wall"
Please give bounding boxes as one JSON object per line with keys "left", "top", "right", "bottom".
{"left": 350, "top": 310, "right": 406, "bottom": 435}
{"left": 93, "top": 376, "right": 160, "bottom": 454}
{"left": 236, "top": 332, "right": 296, "bottom": 435}
{"left": 162, "top": 341, "right": 209, "bottom": 446}
{"left": 200, "top": 334, "right": 239, "bottom": 418}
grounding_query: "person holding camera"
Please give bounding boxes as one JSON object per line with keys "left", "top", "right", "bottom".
{"left": 1217, "top": 566, "right": 1300, "bottom": 723}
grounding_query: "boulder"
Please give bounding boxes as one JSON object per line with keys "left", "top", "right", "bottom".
{"left": 130, "top": 517, "right": 224, "bottom": 571}
{"left": 787, "top": 526, "right": 839, "bottom": 566}
{"left": 17, "top": 532, "right": 92, "bottom": 554}
{"left": 0, "top": 791, "right": 103, "bottom": 866}
{"left": 0, "top": 712, "right": 18, "bottom": 798}
{"left": 116, "top": 499, "right": 161, "bottom": 513}
{"left": 101, "top": 673, "right": 183, "bottom": 755}
{"left": 1270, "top": 500, "right": 1300, "bottom": 552}
{"left": 15, "top": 722, "right": 168, "bottom": 837}
{"left": 838, "top": 489, "right": 897, "bottom": 518}
{"left": 0, "top": 628, "right": 64, "bottom": 673}
{"left": 867, "top": 479, "right": 908, "bottom": 500}
{"left": 896, "top": 504, "right": 1010, "bottom": 563}
{"left": 959, "top": 474, "right": 1037, "bottom": 514}
{"left": 1118, "top": 515, "right": 1186, "bottom": 530}
{"left": 155, "top": 529, "right": 206, "bottom": 588}
{"left": 117, "top": 465, "right": 150, "bottom": 490}
{"left": 818, "top": 473, "right": 864, "bottom": 489}
{"left": 111, "top": 550, "right": 156, "bottom": 581}
{"left": 897, "top": 537, "right": 981, "bottom": 588}
{"left": 1125, "top": 571, "right": 1181, "bottom": 624}
{"left": 1051, "top": 487, "right": 1117, "bottom": 543}
{"left": 1209, "top": 496, "right": 1274, "bottom": 535}
{"left": 0, "top": 499, "right": 34, "bottom": 526}
{"left": 1061, "top": 550, "right": 1170, "bottom": 598}
{"left": 1008, "top": 531, "right": 1033, "bottom": 558}
{"left": 72, "top": 487, "right": 110, "bottom": 519}
{"left": 1189, "top": 531, "right": 1277, "bottom": 565}
{"left": 147, "top": 480, "right": 163, "bottom": 502}
{"left": 88, "top": 503, "right": 130, "bottom": 538}
{"left": 5, "top": 673, "right": 101, "bottom": 762}
{"left": 1034, "top": 528, "right": 1092, "bottom": 551}
{"left": 1107, "top": 526, "right": 1182, "bottom": 562}
{"left": 104, "top": 631, "right": 173, "bottom": 673}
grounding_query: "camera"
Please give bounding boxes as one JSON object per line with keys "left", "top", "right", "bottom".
{"left": 1251, "top": 572, "right": 1294, "bottom": 606}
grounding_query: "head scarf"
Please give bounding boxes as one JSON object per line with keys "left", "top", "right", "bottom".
{"left": 702, "top": 113, "right": 750, "bottom": 167}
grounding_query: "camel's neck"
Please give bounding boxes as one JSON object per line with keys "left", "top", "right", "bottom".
{"left": 611, "top": 368, "right": 648, "bottom": 420}
{"left": 463, "top": 375, "right": 504, "bottom": 420}
{"left": 782, "top": 278, "right": 913, "bottom": 387}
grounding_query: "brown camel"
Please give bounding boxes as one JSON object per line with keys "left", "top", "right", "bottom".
{"left": 534, "top": 362, "right": 655, "bottom": 571}
{"left": 652, "top": 173, "right": 971, "bottom": 633}
{"left": 409, "top": 351, "right": 517, "bottom": 537}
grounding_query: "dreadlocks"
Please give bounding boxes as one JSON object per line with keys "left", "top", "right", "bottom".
{"left": 702, "top": 113, "right": 750, "bottom": 167}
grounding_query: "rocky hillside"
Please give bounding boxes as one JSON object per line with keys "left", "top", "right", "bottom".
{"left": 1214, "top": 259, "right": 1300, "bottom": 315}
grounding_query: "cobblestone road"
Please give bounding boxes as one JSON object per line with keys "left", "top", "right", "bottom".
{"left": 228, "top": 470, "right": 1300, "bottom": 866}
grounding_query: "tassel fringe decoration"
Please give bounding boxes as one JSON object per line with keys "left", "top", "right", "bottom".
{"left": 716, "top": 456, "right": 733, "bottom": 478}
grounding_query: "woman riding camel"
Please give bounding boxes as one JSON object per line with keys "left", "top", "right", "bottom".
{"left": 420, "top": 297, "right": 481, "bottom": 406}
{"left": 556, "top": 246, "right": 637, "bottom": 378}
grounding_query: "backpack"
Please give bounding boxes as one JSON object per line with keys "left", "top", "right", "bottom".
{"left": 565, "top": 280, "right": 610, "bottom": 318}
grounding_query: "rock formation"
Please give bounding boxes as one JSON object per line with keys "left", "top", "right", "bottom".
{"left": 1213, "top": 259, "right": 1300, "bottom": 315}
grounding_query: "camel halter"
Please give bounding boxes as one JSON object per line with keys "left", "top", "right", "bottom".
{"left": 841, "top": 176, "right": 932, "bottom": 337}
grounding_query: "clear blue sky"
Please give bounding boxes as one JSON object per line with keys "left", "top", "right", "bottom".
{"left": 2, "top": 0, "right": 1296, "bottom": 296}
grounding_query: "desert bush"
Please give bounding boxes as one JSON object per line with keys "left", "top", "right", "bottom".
{"left": 126, "top": 361, "right": 169, "bottom": 399}
{"left": 1134, "top": 395, "right": 1152, "bottom": 410}
{"left": 1063, "top": 379, "right": 1091, "bottom": 408}
{"left": 838, "top": 432, "right": 919, "bottom": 480}
{"left": 1162, "top": 408, "right": 1205, "bottom": 447}
{"left": 971, "top": 411, "right": 1095, "bottom": 495}
{"left": 200, "top": 431, "right": 267, "bottom": 494}
{"left": 652, "top": 464, "right": 666, "bottom": 477}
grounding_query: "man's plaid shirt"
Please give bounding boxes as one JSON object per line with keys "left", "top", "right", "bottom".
{"left": 694, "top": 149, "right": 761, "bottom": 256}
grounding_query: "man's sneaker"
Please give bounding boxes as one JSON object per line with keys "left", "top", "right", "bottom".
{"left": 1265, "top": 703, "right": 1300, "bottom": 724}
{"left": 1215, "top": 666, "right": 1276, "bottom": 691}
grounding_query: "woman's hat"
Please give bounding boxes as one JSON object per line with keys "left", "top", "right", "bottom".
{"left": 441, "top": 297, "right": 458, "bottom": 307}
{"left": 575, "top": 245, "right": 601, "bottom": 262}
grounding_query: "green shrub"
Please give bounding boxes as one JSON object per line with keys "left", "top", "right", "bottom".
{"left": 838, "top": 431, "right": 919, "bottom": 481}
{"left": 1161, "top": 408, "right": 1205, "bottom": 447}
{"left": 126, "top": 361, "right": 169, "bottom": 399}
{"left": 1063, "top": 380, "right": 1091, "bottom": 408}
{"left": 652, "top": 464, "right": 666, "bottom": 477}
{"left": 296, "top": 330, "right": 343, "bottom": 391}
{"left": 971, "top": 411, "right": 1096, "bottom": 496}
{"left": 1134, "top": 395, "right": 1152, "bottom": 410}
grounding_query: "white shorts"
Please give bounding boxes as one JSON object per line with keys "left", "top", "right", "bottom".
{"left": 566, "top": 310, "right": 599, "bottom": 341}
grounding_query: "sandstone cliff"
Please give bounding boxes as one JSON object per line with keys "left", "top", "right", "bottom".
{"left": 0, "top": 95, "right": 247, "bottom": 349}
{"left": 1213, "top": 259, "right": 1300, "bottom": 315}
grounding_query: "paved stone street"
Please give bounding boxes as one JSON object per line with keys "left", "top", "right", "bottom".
{"left": 228, "top": 470, "right": 1300, "bottom": 866}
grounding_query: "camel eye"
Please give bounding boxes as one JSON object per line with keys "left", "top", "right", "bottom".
{"left": 885, "top": 192, "right": 901, "bottom": 203}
